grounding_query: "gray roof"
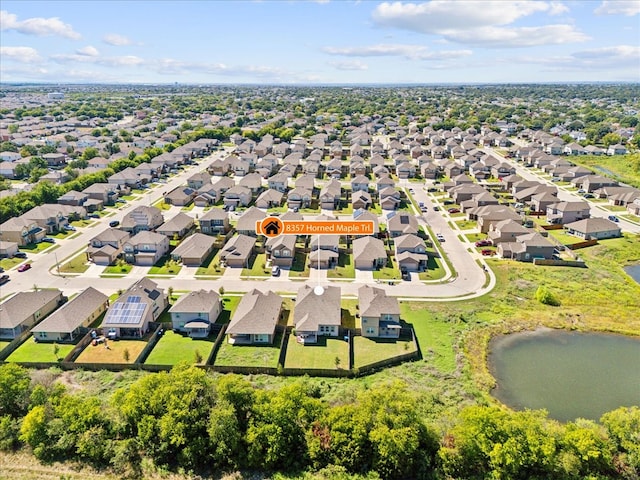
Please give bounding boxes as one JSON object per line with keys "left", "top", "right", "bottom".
{"left": 127, "top": 230, "right": 166, "bottom": 245}
{"left": 236, "top": 206, "right": 267, "bottom": 231}
{"left": 566, "top": 218, "right": 621, "bottom": 234}
{"left": 353, "top": 236, "right": 386, "bottom": 262}
{"left": 221, "top": 234, "right": 256, "bottom": 259}
{"left": 169, "top": 289, "right": 220, "bottom": 314}
{"left": 358, "top": 285, "right": 400, "bottom": 318}
{"left": 294, "top": 285, "right": 341, "bottom": 331}
{"left": 0, "top": 290, "right": 63, "bottom": 329}
{"left": 172, "top": 233, "right": 214, "bottom": 259}
{"left": 158, "top": 212, "right": 194, "bottom": 233}
{"left": 200, "top": 208, "right": 228, "bottom": 221}
{"left": 394, "top": 233, "right": 425, "bottom": 249}
{"left": 31, "top": 287, "right": 107, "bottom": 334}
{"left": 226, "top": 289, "right": 282, "bottom": 335}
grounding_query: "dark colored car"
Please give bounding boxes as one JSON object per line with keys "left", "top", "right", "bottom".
{"left": 475, "top": 239, "right": 492, "bottom": 247}
{"left": 447, "top": 208, "right": 460, "bottom": 214}
{"left": 0, "top": 274, "right": 9, "bottom": 284}
{"left": 109, "top": 220, "right": 120, "bottom": 227}
{"left": 481, "top": 249, "right": 495, "bottom": 256}
{"left": 14, "top": 252, "right": 27, "bottom": 259}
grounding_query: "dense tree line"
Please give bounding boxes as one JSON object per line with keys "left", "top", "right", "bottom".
{"left": 0, "top": 363, "right": 638, "bottom": 479}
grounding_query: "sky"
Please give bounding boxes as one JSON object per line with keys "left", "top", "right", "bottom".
{"left": 1, "top": 0, "right": 639, "bottom": 84}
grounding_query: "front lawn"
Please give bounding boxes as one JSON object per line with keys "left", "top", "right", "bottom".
{"left": 241, "top": 253, "right": 270, "bottom": 277}
{"left": 59, "top": 254, "right": 90, "bottom": 274}
{"left": 418, "top": 256, "right": 447, "bottom": 281}
{"left": 6, "top": 338, "right": 75, "bottom": 363}
{"left": 455, "top": 219, "right": 477, "bottom": 230}
{"left": 0, "top": 257, "right": 22, "bottom": 270}
{"left": 19, "top": 242, "right": 53, "bottom": 253}
{"left": 195, "top": 249, "right": 225, "bottom": 276}
{"left": 284, "top": 335, "right": 349, "bottom": 370}
{"left": 372, "top": 258, "right": 402, "bottom": 280}
{"left": 144, "top": 331, "right": 213, "bottom": 365}
{"left": 399, "top": 302, "right": 457, "bottom": 372}
{"left": 288, "top": 252, "right": 310, "bottom": 278}
{"left": 214, "top": 332, "right": 282, "bottom": 367}
{"left": 353, "top": 336, "right": 417, "bottom": 368}
{"left": 148, "top": 256, "right": 182, "bottom": 275}
{"left": 103, "top": 261, "right": 132, "bottom": 275}
{"left": 70, "top": 219, "right": 93, "bottom": 227}
{"left": 326, "top": 253, "right": 355, "bottom": 279}
{"left": 75, "top": 339, "right": 147, "bottom": 364}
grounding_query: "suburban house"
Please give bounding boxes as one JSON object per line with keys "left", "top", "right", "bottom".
{"left": 121, "top": 206, "right": 164, "bottom": 234}
{"left": 170, "top": 290, "right": 221, "bottom": 338}
{"left": 164, "top": 186, "right": 196, "bottom": 206}
{"left": 287, "top": 187, "right": 313, "bottom": 210}
{"left": 0, "top": 290, "right": 64, "bottom": 340}
{"left": 265, "top": 234, "right": 296, "bottom": 267}
{"left": 255, "top": 189, "right": 284, "bottom": 209}
{"left": 353, "top": 236, "right": 387, "bottom": 270}
{"left": 319, "top": 179, "right": 342, "bottom": 210}
{"left": 351, "top": 175, "right": 370, "bottom": 192}
{"left": 187, "top": 171, "right": 211, "bottom": 190}
{"left": 236, "top": 206, "right": 267, "bottom": 236}
{"left": 238, "top": 173, "right": 263, "bottom": 194}
{"left": 223, "top": 185, "right": 252, "bottom": 208}
{"left": 199, "top": 209, "right": 230, "bottom": 235}
{"left": 220, "top": 234, "right": 256, "bottom": 267}
{"left": 0, "top": 240, "right": 19, "bottom": 258}
{"left": 267, "top": 172, "right": 289, "bottom": 192}
{"left": 353, "top": 210, "right": 379, "bottom": 237}
{"left": 546, "top": 201, "right": 590, "bottom": 225}
{"left": 30, "top": 287, "right": 108, "bottom": 342}
{"left": 352, "top": 190, "right": 373, "bottom": 210}
{"left": 358, "top": 285, "right": 401, "bottom": 338}
{"left": 58, "top": 190, "right": 88, "bottom": 207}
{"left": 294, "top": 285, "right": 341, "bottom": 344}
{"left": 82, "top": 183, "right": 120, "bottom": 205}
{"left": 86, "top": 228, "right": 130, "bottom": 265}
{"left": 123, "top": 231, "right": 170, "bottom": 266}
{"left": 379, "top": 187, "right": 401, "bottom": 210}
{"left": 488, "top": 219, "right": 530, "bottom": 245}
{"left": 102, "top": 278, "right": 167, "bottom": 338}
{"left": 388, "top": 212, "right": 419, "bottom": 237}
{"left": 226, "top": 289, "right": 283, "bottom": 345}
{"left": 565, "top": 218, "right": 622, "bottom": 240}
{"left": 395, "top": 233, "right": 429, "bottom": 272}
{"left": 497, "top": 232, "right": 555, "bottom": 262}
{"left": 156, "top": 212, "right": 195, "bottom": 239}
{"left": 0, "top": 217, "right": 46, "bottom": 246}
{"left": 171, "top": 233, "right": 215, "bottom": 266}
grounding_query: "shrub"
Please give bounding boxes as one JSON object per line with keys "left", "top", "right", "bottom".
{"left": 535, "top": 285, "right": 561, "bottom": 306}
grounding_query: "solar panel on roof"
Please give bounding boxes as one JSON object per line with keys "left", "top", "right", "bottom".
{"left": 127, "top": 296, "right": 141, "bottom": 303}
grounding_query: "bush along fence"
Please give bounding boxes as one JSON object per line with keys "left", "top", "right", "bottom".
{"left": 1, "top": 325, "right": 421, "bottom": 379}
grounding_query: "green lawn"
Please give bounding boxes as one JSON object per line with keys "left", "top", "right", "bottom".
{"left": 195, "top": 249, "right": 225, "bottom": 276}
{"left": 103, "top": 262, "right": 132, "bottom": 275}
{"left": 399, "top": 302, "right": 457, "bottom": 372}
{"left": 144, "top": 331, "right": 213, "bottom": 365}
{"left": 216, "top": 296, "right": 242, "bottom": 323}
{"left": 19, "top": 242, "right": 53, "bottom": 253}
{"left": 59, "top": 254, "right": 90, "bottom": 274}
{"left": 0, "top": 257, "right": 22, "bottom": 270}
{"left": 288, "top": 252, "right": 310, "bottom": 278}
{"left": 214, "top": 332, "right": 282, "bottom": 367}
{"left": 284, "top": 335, "right": 349, "bottom": 370}
{"left": 51, "top": 230, "right": 73, "bottom": 240}
{"left": 181, "top": 203, "right": 195, "bottom": 211}
{"left": 341, "top": 299, "right": 358, "bottom": 329}
{"left": 327, "top": 253, "right": 355, "bottom": 279}
{"left": 547, "top": 229, "right": 582, "bottom": 246}
{"left": 0, "top": 341, "right": 11, "bottom": 353}
{"left": 621, "top": 214, "right": 640, "bottom": 224}
{"left": 418, "top": 256, "right": 447, "bottom": 281}
{"left": 353, "top": 336, "right": 417, "bottom": 368}
{"left": 569, "top": 154, "right": 640, "bottom": 189}
{"left": 148, "top": 256, "right": 182, "bottom": 275}
{"left": 372, "top": 258, "right": 402, "bottom": 280}
{"left": 241, "top": 253, "right": 270, "bottom": 277}
{"left": 70, "top": 219, "right": 93, "bottom": 228}
{"left": 6, "top": 338, "right": 75, "bottom": 363}
{"left": 455, "top": 219, "right": 477, "bottom": 230}
{"left": 152, "top": 199, "right": 172, "bottom": 210}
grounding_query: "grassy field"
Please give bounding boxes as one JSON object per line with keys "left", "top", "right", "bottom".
{"left": 59, "top": 254, "right": 90, "bottom": 274}
{"left": 399, "top": 302, "right": 458, "bottom": 373}
{"left": 569, "top": 153, "right": 640, "bottom": 188}
{"left": 144, "top": 331, "right": 213, "bottom": 365}
{"left": 326, "top": 253, "right": 355, "bottom": 279}
{"left": 6, "top": 338, "right": 75, "bottom": 363}
{"left": 284, "top": 335, "right": 349, "bottom": 370}
{"left": 75, "top": 340, "right": 147, "bottom": 364}
{"left": 352, "top": 336, "right": 417, "bottom": 368}
{"left": 214, "top": 332, "right": 282, "bottom": 367}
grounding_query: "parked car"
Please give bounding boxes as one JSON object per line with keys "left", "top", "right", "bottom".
{"left": 443, "top": 200, "right": 454, "bottom": 205}
{"left": 475, "top": 239, "right": 492, "bottom": 247}
{"left": 577, "top": 189, "right": 585, "bottom": 194}
{"left": 447, "top": 208, "right": 460, "bottom": 214}
{"left": 436, "top": 233, "right": 445, "bottom": 242}
{"left": 481, "top": 249, "right": 495, "bottom": 256}
{"left": 88, "top": 213, "right": 100, "bottom": 219}
{"left": 0, "top": 274, "right": 9, "bottom": 284}
{"left": 433, "top": 206, "right": 440, "bottom": 211}
{"left": 17, "top": 263, "right": 31, "bottom": 272}
{"left": 582, "top": 193, "right": 595, "bottom": 199}
{"left": 109, "top": 220, "right": 120, "bottom": 227}
{"left": 271, "top": 265, "right": 280, "bottom": 276}
{"left": 420, "top": 206, "right": 428, "bottom": 212}
{"left": 0, "top": 267, "right": 4, "bottom": 273}
{"left": 63, "top": 224, "right": 76, "bottom": 231}
{"left": 41, "top": 237, "right": 55, "bottom": 243}
{"left": 14, "top": 252, "right": 27, "bottom": 259}
{"left": 608, "top": 215, "right": 619, "bottom": 223}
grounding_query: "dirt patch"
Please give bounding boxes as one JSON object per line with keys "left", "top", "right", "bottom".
{"left": 55, "top": 370, "right": 85, "bottom": 392}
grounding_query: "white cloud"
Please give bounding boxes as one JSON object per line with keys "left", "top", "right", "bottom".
{"left": 76, "top": 45, "right": 100, "bottom": 57}
{"left": 103, "top": 33, "right": 133, "bottom": 46}
{"left": 323, "top": 43, "right": 472, "bottom": 59}
{"left": 371, "top": 1, "right": 588, "bottom": 47}
{"left": 512, "top": 45, "right": 640, "bottom": 70}
{"left": 328, "top": 60, "right": 369, "bottom": 70}
{"left": 594, "top": 0, "right": 640, "bottom": 16}
{"left": 0, "top": 10, "right": 81, "bottom": 39}
{"left": 51, "top": 53, "right": 145, "bottom": 67}
{"left": 0, "top": 46, "right": 42, "bottom": 63}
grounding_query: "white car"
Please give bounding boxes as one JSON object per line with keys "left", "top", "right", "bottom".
{"left": 436, "top": 233, "right": 445, "bottom": 242}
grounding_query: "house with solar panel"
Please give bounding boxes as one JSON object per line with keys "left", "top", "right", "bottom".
{"left": 102, "top": 278, "right": 167, "bottom": 339}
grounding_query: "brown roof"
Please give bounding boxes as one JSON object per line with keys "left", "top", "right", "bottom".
{"left": 226, "top": 289, "right": 282, "bottom": 335}
{"left": 31, "top": 287, "right": 107, "bottom": 334}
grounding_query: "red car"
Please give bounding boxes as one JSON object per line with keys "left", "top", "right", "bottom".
{"left": 17, "top": 263, "right": 31, "bottom": 272}
{"left": 475, "top": 239, "right": 492, "bottom": 247}
{"left": 447, "top": 208, "right": 460, "bottom": 214}
{"left": 481, "top": 249, "right": 495, "bottom": 256}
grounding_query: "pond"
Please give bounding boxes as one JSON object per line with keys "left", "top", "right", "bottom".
{"left": 489, "top": 329, "right": 640, "bottom": 422}
{"left": 624, "top": 264, "right": 640, "bottom": 284}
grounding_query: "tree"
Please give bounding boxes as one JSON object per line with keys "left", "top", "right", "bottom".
{"left": 0, "top": 364, "right": 32, "bottom": 417}
{"left": 123, "top": 348, "right": 130, "bottom": 362}
{"left": 602, "top": 132, "right": 623, "bottom": 148}
{"left": 601, "top": 406, "right": 640, "bottom": 475}
{"left": 81, "top": 147, "right": 99, "bottom": 161}
{"left": 53, "top": 343, "right": 60, "bottom": 361}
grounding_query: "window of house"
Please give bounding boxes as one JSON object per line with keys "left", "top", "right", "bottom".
{"left": 366, "top": 327, "right": 375, "bottom": 334}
